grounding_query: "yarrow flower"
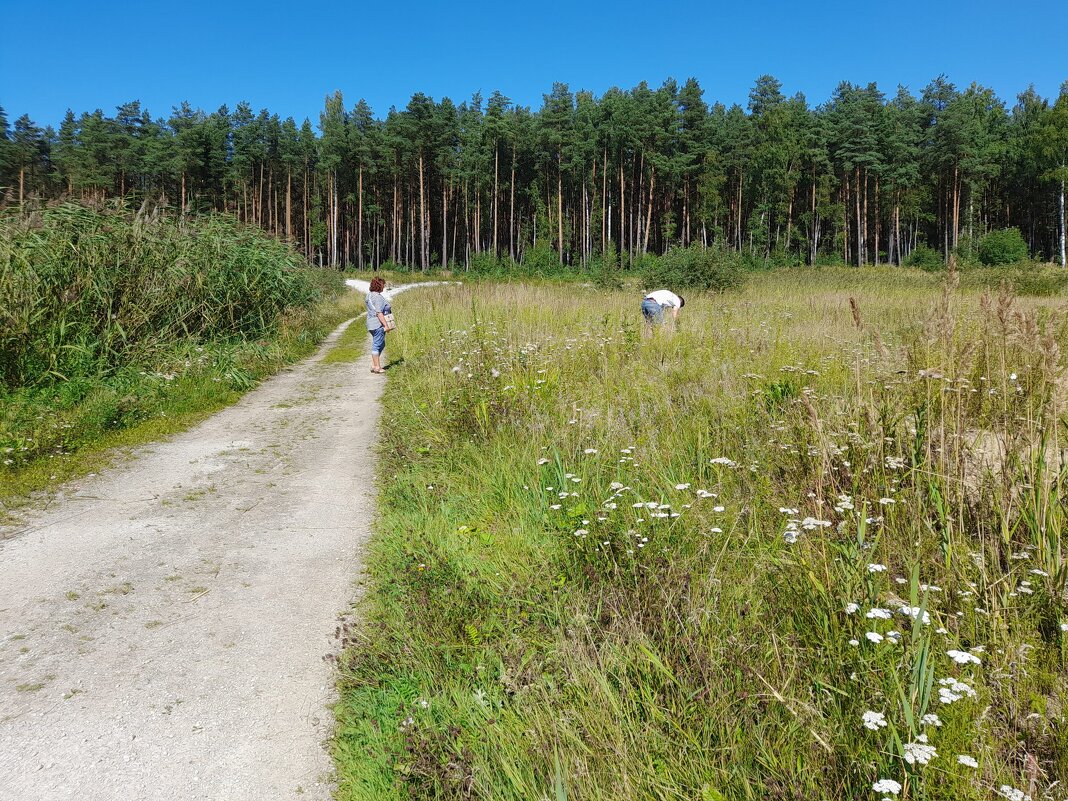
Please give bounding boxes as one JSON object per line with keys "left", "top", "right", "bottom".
{"left": 674, "top": 483, "right": 690, "bottom": 490}
{"left": 866, "top": 608, "right": 892, "bottom": 620}
{"left": 862, "top": 710, "right": 887, "bottom": 730}
{"left": 845, "top": 603, "right": 860, "bottom": 614}
{"left": 866, "top": 631, "right": 884, "bottom": 644}
{"left": 938, "top": 677, "right": 977, "bottom": 704}
{"left": 899, "top": 605, "right": 931, "bottom": 625}
{"left": 868, "top": 563, "right": 888, "bottom": 573}
{"left": 997, "top": 786, "right": 1031, "bottom": 801}
{"left": 957, "top": 754, "right": 978, "bottom": 768}
{"left": 921, "top": 713, "right": 942, "bottom": 727}
{"left": 709, "top": 457, "right": 736, "bottom": 466}
{"left": 947, "top": 649, "right": 981, "bottom": 665}
{"left": 871, "top": 779, "right": 901, "bottom": 795}
{"left": 903, "top": 737, "right": 937, "bottom": 766}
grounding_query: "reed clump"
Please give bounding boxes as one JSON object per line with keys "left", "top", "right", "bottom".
{"left": 0, "top": 202, "right": 350, "bottom": 495}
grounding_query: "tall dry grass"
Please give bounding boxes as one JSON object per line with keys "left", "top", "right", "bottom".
{"left": 336, "top": 272, "right": 1068, "bottom": 801}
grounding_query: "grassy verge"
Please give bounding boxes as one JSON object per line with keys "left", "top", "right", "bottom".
{"left": 336, "top": 275, "right": 1068, "bottom": 800}
{"left": 0, "top": 288, "right": 363, "bottom": 512}
{"left": 0, "top": 203, "right": 364, "bottom": 513}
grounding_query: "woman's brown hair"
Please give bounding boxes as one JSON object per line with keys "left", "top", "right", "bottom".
{"left": 370, "top": 277, "right": 386, "bottom": 293}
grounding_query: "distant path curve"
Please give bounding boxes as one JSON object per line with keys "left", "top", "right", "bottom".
{"left": 0, "top": 280, "right": 446, "bottom": 800}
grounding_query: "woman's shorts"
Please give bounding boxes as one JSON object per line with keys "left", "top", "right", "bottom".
{"left": 370, "top": 327, "right": 386, "bottom": 355}
{"left": 641, "top": 298, "right": 664, "bottom": 324}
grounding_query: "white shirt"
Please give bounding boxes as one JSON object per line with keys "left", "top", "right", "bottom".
{"left": 645, "top": 289, "right": 682, "bottom": 308}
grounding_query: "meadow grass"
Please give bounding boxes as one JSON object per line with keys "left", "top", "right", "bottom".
{"left": 0, "top": 203, "right": 363, "bottom": 510}
{"left": 335, "top": 270, "right": 1068, "bottom": 800}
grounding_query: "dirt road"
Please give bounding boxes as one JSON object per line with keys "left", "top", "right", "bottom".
{"left": 0, "top": 282, "right": 433, "bottom": 800}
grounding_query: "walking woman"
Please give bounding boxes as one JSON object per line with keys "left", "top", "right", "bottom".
{"left": 366, "top": 276, "right": 392, "bottom": 374}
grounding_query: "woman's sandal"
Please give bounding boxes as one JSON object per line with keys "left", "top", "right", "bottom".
{"left": 371, "top": 368, "right": 385, "bottom": 374}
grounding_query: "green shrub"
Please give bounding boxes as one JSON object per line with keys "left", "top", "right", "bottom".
{"left": 642, "top": 244, "right": 744, "bottom": 291}
{"left": 0, "top": 203, "right": 337, "bottom": 389}
{"left": 468, "top": 251, "right": 506, "bottom": 276}
{"left": 592, "top": 241, "right": 622, "bottom": 289}
{"left": 520, "top": 243, "right": 566, "bottom": 276}
{"left": 978, "top": 227, "right": 1029, "bottom": 266}
{"left": 905, "top": 244, "right": 945, "bottom": 271}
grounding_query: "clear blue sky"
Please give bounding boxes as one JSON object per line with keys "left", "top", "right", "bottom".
{"left": 2, "top": 0, "right": 1066, "bottom": 128}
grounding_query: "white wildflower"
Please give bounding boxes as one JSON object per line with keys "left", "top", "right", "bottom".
{"left": 903, "top": 738, "right": 937, "bottom": 765}
{"left": 947, "top": 649, "right": 981, "bottom": 665}
{"left": 845, "top": 603, "right": 860, "bottom": 614}
{"left": 937, "top": 677, "right": 977, "bottom": 704}
{"left": 866, "top": 607, "right": 892, "bottom": 620}
{"left": 674, "top": 483, "right": 690, "bottom": 490}
{"left": 957, "top": 754, "right": 978, "bottom": 768}
{"left": 871, "top": 778, "right": 901, "bottom": 794}
{"left": 899, "top": 605, "right": 931, "bottom": 625}
{"left": 921, "top": 713, "right": 942, "bottom": 727}
{"left": 997, "top": 786, "right": 1030, "bottom": 801}
{"left": 868, "top": 563, "right": 888, "bottom": 573}
{"left": 865, "top": 631, "right": 884, "bottom": 644}
{"left": 862, "top": 710, "right": 888, "bottom": 730}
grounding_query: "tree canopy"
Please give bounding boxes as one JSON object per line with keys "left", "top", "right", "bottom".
{"left": 2, "top": 75, "right": 1067, "bottom": 268}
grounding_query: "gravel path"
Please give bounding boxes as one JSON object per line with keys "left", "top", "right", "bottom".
{"left": 0, "top": 282, "right": 437, "bottom": 800}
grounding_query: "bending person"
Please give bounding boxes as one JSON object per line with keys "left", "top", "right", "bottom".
{"left": 641, "top": 288, "right": 685, "bottom": 333}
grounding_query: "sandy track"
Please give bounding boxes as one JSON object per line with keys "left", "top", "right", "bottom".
{"left": 0, "top": 282, "right": 435, "bottom": 800}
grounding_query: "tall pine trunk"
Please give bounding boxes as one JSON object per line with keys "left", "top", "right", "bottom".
{"left": 357, "top": 165, "right": 364, "bottom": 269}
{"left": 418, "top": 152, "right": 427, "bottom": 271}
{"left": 509, "top": 146, "right": 516, "bottom": 261}
{"left": 286, "top": 170, "right": 292, "bottom": 242}
{"left": 1059, "top": 176, "right": 1066, "bottom": 268}
{"left": 557, "top": 159, "right": 564, "bottom": 264}
{"left": 492, "top": 141, "right": 499, "bottom": 256}
{"left": 642, "top": 167, "right": 655, "bottom": 253}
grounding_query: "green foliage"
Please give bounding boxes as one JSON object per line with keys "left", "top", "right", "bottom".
{"left": 338, "top": 277, "right": 1068, "bottom": 800}
{"left": 5, "top": 75, "right": 1066, "bottom": 274}
{"left": 641, "top": 244, "right": 744, "bottom": 291}
{"left": 958, "top": 265, "right": 1068, "bottom": 296}
{"left": 905, "top": 244, "right": 945, "bottom": 271}
{"left": 977, "top": 227, "right": 1029, "bottom": 265}
{"left": 0, "top": 202, "right": 353, "bottom": 485}
{"left": 0, "top": 203, "right": 336, "bottom": 389}
{"left": 521, "top": 243, "right": 567, "bottom": 276}
{"left": 593, "top": 240, "right": 622, "bottom": 289}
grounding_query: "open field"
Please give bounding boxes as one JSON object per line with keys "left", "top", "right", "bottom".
{"left": 336, "top": 270, "right": 1068, "bottom": 800}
